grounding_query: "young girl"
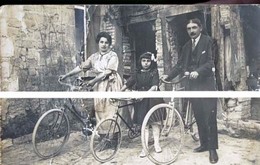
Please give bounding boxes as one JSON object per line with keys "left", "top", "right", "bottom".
{"left": 121, "top": 52, "right": 165, "bottom": 157}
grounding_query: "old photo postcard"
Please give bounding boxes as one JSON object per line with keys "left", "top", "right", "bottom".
{"left": 1, "top": 4, "right": 260, "bottom": 165}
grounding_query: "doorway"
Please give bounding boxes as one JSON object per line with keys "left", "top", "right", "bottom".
{"left": 128, "top": 21, "right": 156, "bottom": 69}
{"left": 240, "top": 5, "right": 260, "bottom": 120}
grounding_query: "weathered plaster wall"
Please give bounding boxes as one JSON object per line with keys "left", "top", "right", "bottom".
{"left": 0, "top": 5, "right": 80, "bottom": 138}
{"left": 1, "top": 5, "right": 76, "bottom": 92}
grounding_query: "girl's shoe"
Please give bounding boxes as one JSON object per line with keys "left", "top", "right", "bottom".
{"left": 139, "top": 149, "right": 146, "bottom": 158}
{"left": 154, "top": 144, "right": 162, "bottom": 153}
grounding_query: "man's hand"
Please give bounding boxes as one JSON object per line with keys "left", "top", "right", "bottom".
{"left": 190, "top": 71, "right": 199, "bottom": 79}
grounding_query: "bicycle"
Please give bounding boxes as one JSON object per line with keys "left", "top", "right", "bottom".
{"left": 32, "top": 77, "right": 96, "bottom": 159}
{"left": 90, "top": 98, "right": 141, "bottom": 163}
{"left": 141, "top": 75, "right": 199, "bottom": 165}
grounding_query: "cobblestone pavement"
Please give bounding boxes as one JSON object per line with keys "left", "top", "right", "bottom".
{"left": 2, "top": 131, "right": 260, "bottom": 165}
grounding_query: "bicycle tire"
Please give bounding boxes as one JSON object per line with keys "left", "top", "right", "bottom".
{"left": 141, "top": 104, "right": 184, "bottom": 165}
{"left": 190, "top": 115, "right": 199, "bottom": 142}
{"left": 32, "top": 109, "right": 70, "bottom": 159}
{"left": 90, "top": 118, "right": 121, "bottom": 163}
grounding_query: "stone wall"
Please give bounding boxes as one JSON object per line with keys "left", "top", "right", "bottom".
{"left": 1, "top": 98, "right": 94, "bottom": 139}
{"left": 1, "top": 5, "right": 77, "bottom": 92}
{"left": 0, "top": 5, "right": 123, "bottom": 139}
{"left": 218, "top": 97, "right": 260, "bottom": 138}
{"left": 0, "top": 5, "right": 80, "bottom": 138}
{"left": 154, "top": 16, "right": 164, "bottom": 77}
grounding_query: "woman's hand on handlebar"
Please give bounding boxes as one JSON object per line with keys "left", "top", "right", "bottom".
{"left": 59, "top": 75, "right": 67, "bottom": 81}
{"left": 86, "top": 79, "right": 96, "bottom": 87}
{"left": 160, "top": 75, "right": 169, "bottom": 82}
{"left": 160, "top": 75, "right": 173, "bottom": 84}
{"left": 160, "top": 72, "right": 190, "bottom": 82}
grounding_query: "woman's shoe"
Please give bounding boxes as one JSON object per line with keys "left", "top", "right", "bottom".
{"left": 139, "top": 150, "right": 146, "bottom": 158}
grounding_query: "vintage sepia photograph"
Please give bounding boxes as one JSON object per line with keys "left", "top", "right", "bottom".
{"left": 0, "top": 4, "right": 260, "bottom": 165}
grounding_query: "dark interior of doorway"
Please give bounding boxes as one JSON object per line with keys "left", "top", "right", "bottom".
{"left": 168, "top": 10, "right": 212, "bottom": 55}
{"left": 129, "top": 21, "right": 156, "bottom": 69}
{"left": 240, "top": 6, "right": 260, "bottom": 120}
{"left": 75, "top": 9, "right": 84, "bottom": 65}
{"left": 241, "top": 6, "right": 260, "bottom": 78}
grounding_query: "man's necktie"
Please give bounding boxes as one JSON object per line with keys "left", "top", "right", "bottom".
{"left": 192, "top": 39, "right": 196, "bottom": 51}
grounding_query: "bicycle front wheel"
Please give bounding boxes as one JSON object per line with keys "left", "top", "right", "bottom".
{"left": 90, "top": 118, "right": 121, "bottom": 163}
{"left": 141, "top": 104, "right": 184, "bottom": 165}
{"left": 32, "top": 109, "right": 70, "bottom": 159}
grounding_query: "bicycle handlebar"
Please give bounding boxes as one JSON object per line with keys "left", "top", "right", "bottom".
{"left": 109, "top": 98, "right": 142, "bottom": 102}
{"left": 160, "top": 75, "right": 188, "bottom": 85}
{"left": 58, "top": 78, "right": 74, "bottom": 88}
{"left": 58, "top": 77, "right": 92, "bottom": 91}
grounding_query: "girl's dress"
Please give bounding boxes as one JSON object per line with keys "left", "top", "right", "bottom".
{"left": 81, "top": 51, "right": 122, "bottom": 127}
{"left": 125, "top": 69, "right": 165, "bottom": 125}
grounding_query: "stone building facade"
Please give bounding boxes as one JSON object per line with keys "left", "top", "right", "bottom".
{"left": 1, "top": 5, "right": 259, "bottom": 139}
{"left": 1, "top": 5, "right": 81, "bottom": 138}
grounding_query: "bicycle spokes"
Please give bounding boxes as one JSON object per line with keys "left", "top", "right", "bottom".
{"left": 32, "top": 109, "right": 70, "bottom": 159}
{"left": 141, "top": 104, "right": 184, "bottom": 165}
{"left": 90, "top": 118, "right": 121, "bottom": 163}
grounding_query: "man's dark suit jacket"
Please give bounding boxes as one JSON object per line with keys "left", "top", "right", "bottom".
{"left": 167, "top": 34, "right": 216, "bottom": 91}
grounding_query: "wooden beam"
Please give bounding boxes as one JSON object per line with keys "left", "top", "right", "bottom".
{"left": 159, "top": 10, "right": 171, "bottom": 75}
{"left": 230, "top": 6, "right": 248, "bottom": 91}
{"left": 211, "top": 6, "right": 225, "bottom": 91}
{"left": 164, "top": 5, "right": 207, "bottom": 17}
{"left": 127, "top": 5, "right": 207, "bottom": 25}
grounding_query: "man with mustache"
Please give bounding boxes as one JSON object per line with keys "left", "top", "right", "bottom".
{"left": 161, "top": 18, "right": 218, "bottom": 164}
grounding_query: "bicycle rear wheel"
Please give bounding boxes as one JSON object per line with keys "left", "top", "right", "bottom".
{"left": 186, "top": 102, "right": 199, "bottom": 142}
{"left": 90, "top": 118, "right": 121, "bottom": 163}
{"left": 141, "top": 104, "right": 184, "bottom": 165}
{"left": 32, "top": 109, "right": 70, "bottom": 159}
{"left": 189, "top": 114, "right": 199, "bottom": 141}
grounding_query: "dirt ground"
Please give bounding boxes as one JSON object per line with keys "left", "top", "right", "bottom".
{"left": 2, "top": 130, "right": 260, "bottom": 165}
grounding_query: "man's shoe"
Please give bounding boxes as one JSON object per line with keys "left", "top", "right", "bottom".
{"left": 193, "top": 146, "right": 208, "bottom": 152}
{"left": 209, "top": 150, "right": 218, "bottom": 164}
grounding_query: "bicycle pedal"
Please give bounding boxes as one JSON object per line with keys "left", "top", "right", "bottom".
{"left": 184, "top": 125, "right": 189, "bottom": 129}
{"left": 161, "top": 132, "right": 169, "bottom": 136}
{"left": 82, "top": 127, "right": 92, "bottom": 136}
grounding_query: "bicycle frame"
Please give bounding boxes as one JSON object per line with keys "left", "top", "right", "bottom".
{"left": 57, "top": 78, "right": 95, "bottom": 132}
{"left": 138, "top": 76, "right": 199, "bottom": 165}
{"left": 114, "top": 101, "right": 137, "bottom": 133}
{"left": 161, "top": 76, "right": 197, "bottom": 133}
{"left": 62, "top": 98, "right": 89, "bottom": 127}
{"left": 32, "top": 77, "right": 95, "bottom": 159}
{"left": 109, "top": 98, "right": 142, "bottom": 138}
